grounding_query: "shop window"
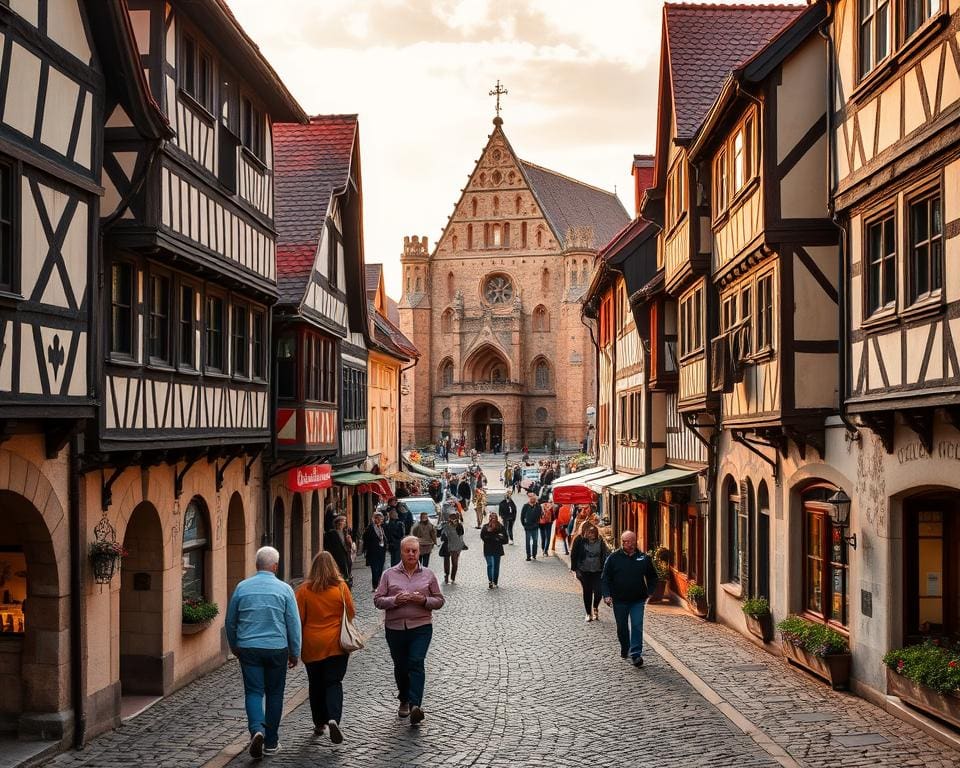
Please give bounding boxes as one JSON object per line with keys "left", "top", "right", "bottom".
{"left": 110, "top": 261, "right": 135, "bottom": 357}
{"left": 182, "top": 498, "right": 209, "bottom": 601}
{"left": 802, "top": 486, "right": 849, "bottom": 626}
{"left": 907, "top": 191, "right": 943, "bottom": 305}
{"left": 148, "top": 273, "right": 171, "bottom": 364}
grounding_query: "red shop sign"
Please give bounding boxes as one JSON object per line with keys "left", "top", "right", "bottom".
{"left": 287, "top": 464, "right": 332, "bottom": 492}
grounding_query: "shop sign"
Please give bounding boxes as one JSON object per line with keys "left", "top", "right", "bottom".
{"left": 287, "top": 464, "right": 332, "bottom": 492}
{"left": 896, "top": 440, "right": 960, "bottom": 465}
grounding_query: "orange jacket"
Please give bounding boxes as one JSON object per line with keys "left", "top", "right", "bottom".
{"left": 295, "top": 581, "right": 356, "bottom": 663}
{"left": 556, "top": 505, "right": 574, "bottom": 526}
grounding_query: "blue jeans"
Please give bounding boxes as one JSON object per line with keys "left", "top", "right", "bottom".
{"left": 539, "top": 523, "right": 552, "bottom": 552}
{"left": 385, "top": 624, "right": 433, "bottom": 706}
{"left": 524, "top": 528, "right": 539, "bottom": 558}
{"left": 612, "top": 600, "right": 647, "bottom": 660}
{"left": 485, "top": 554, "right": 502, "bottom": 584}
{"left": 236, "top": 647, "right": 289, "bottom": 747}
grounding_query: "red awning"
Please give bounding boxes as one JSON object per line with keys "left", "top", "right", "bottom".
{"left": 551, "top": 485, "right": 597, "bottom": 505}
{"left": 359, "top": 479, "right": 392, "bottom": 498}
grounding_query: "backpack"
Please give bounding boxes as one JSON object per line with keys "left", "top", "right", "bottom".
{"left": 539, "top": 505, "right": 553, "bottom": 525}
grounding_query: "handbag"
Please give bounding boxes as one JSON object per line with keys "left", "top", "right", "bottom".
{"left": 338, "top": 583, "right": 365, "bottom": 653}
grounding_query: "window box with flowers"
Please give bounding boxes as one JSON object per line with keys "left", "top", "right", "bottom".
{"left": 884, "top": 641, "right": 960, "bottom": 729}
{"left": 742, "top": 597, "right": 774, "bottom": 643}
{"left": 686, "top": 582, "right": 707, "bottom": 617}
{"left": 777, "top": 615, "right": 851, "bottom": 690}
{"left": 182, "top": 598, "right": 219, "bottom": 635}
{"left": 89, "top": 540, "right": 128, "bottom": 585}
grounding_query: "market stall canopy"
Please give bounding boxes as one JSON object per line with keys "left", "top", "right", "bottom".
{"left": 551, "top": 466, "right": 611, "bottom": 487}
{"left": 551, "top": 485, "right": 597, "bottom": 504}
{"left": 608, "top": 467, "right": 700, "bottom": 496}
{"left": 332, "top": 471, "right": 392, "bottom": 497}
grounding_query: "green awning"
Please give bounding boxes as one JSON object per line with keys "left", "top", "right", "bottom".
{"left": 332, "top": 471, "right": 383, "bottom": 486}
{"left": 608, "top": 467, "right": 700, "bottom": 495}
{"left": 587, "top": 472, "right": 636, "bottom": 490}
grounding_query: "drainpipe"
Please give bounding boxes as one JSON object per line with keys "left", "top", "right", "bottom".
{"left": 399, "top": 357, "right": 418, "bottom": 469}
{"left": 69, "top": 433, "right": 85, "bottom": 748}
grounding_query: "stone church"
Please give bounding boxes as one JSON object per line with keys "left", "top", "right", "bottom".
{"left": 399, "top": 115, "right": 629, "bottom": 453}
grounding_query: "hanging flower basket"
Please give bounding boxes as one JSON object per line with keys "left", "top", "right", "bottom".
{"left": 89, "top": 541, "right": 127, "bottom": 585}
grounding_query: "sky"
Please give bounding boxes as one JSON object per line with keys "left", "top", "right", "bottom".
{"left": 228, "top": 0, "right": 795, "bottom": 300}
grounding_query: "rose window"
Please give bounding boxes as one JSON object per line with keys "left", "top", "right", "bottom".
{"left": 484, "top": 275, "right": 513, "bottom": 304}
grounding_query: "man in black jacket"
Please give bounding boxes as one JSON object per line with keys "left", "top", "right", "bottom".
{"left": 519, "top": 492, "right": 542, "bottom": 561}
{"left": 385, "top": 508, "right": 406, "bottom": 566}
{"left": 457, "top": 475, "right": 473, "bottom": 521}
{"left": 601, "top": 531, "right": 659, "bottom": 667}
{"left": 498, "top": 495, "right": 518, "bottom": 543}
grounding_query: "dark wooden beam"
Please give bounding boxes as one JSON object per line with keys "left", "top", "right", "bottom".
{"left": 860, "top": 412, "right": 895, "bottom": 454}
{"left": 902, "top": 409, "right": 934, "bottom": 455}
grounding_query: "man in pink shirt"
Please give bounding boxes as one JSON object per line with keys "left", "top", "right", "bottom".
{"left": 373, "top": 535, "right": 445, "bottom": 725}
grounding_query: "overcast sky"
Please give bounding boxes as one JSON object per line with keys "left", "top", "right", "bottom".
{"left": 229, "top": 0, "right": 794, "bottom": 299}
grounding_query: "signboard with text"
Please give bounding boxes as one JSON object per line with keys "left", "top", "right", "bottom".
{"left": 287, "top": 464, "right": 332, "bottom": 492}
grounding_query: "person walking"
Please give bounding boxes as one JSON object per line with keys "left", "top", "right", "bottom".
{"left": 538, "top": 501, "right": 555, "bottom": 556}
{"left": 295, "top": 552, "right": 355, "bottom": 744}
{"left": 385, "top": 508, "right": 405, "bottom": 566}
{"left": 520, "top": 491, "right": 542, "bottom": 561}
{"left": 601, "top": 530, "right": 659, "bottom": 666}
{"left": 473, "top": 485, "right": 487, "bottom": 529}
{"left": 438, "top": 511, "right": 466, "bottom": 584}
{"left": 570, "top": 522, "right": 610, "bottom": 622}
{"left": 411, "top": 511, "right": 438, "bottom": 567}
{"left": 457, "top": 474, "right": 472, "bottom": 518}
{"left": 362, "top": 512, "right": 388, "bottom": 591}
{"left": 553, "top": 503, "right": 573, "bottom": 555}
{"left": 512, "top": 464, "right": 522, "bottom": 494}
{"left": 480, "top": 512, "right": 510, "bottom": 588}
{"left": 323, "top": 516, "right": 353, "bottom": 587}
{"left": 374, "top": 537, "right": 445, "bottom": 725}
{"left": 498, "top": 494, "right": 517, "bottom": 543}
{"left": 225, "top": 547, "right": 302, "bottom": 760}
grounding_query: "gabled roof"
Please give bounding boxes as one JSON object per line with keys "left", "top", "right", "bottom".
{"left": 369, "top": 301, "right": 419, "bottom": 361}
{"left": 365, "top": 263, "right": 383, "bottom": 299}
{"left": 520, "top": 161, "right": 630, "bottom": 251}
{"left": 273, "top": 115, "right": 358, "bottom": 306}
{"left": 664, "top": 3, "right": 803, "bottom": 143}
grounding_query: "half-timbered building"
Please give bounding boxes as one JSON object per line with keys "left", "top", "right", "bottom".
{"left": 824, "top": 0, "right": 960, "bottom": 701}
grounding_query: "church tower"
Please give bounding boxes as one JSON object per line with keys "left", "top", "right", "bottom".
{"left": 398, "top": 235, "right": 432, "bottom": 448}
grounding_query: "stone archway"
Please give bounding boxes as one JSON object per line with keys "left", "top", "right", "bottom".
{"left": 463, "top": 402, "right": 503, "bottom": 453}
{"left": 226, "top": 493, "right": 246, "bottom": 602}
{"left": 462, "top": 343, "right": 511, "bottom": 384}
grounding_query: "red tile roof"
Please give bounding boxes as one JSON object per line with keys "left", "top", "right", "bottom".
{"left": 664, "top": 3, "right": 803, "bottom": 142}
{"left": 273, "top": 115, "right": 358, "bottom": 305}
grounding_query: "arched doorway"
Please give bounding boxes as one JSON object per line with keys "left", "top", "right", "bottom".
{"left": 290, "top": 494, "right": 304, "bottom": 580}
{"left": 465, "top": 403, "right": 503, "bottom": 453}
{"left": 272, "top": 498, "right": 285, "bottom": 580}
{"left": 0, "top": 490, "right": 66, "bottom": 723}
{"left": 120, "top": 501, "right": 166, "bottom": 696}
{"left": 226, "top": 493, "right": 246, "bottom": 601}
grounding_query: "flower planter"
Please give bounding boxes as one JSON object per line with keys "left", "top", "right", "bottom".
{"left": 780, "top": 638, "right": 851, "bottom": 690}
{"left": 181, "top": 620, "right": 212, "bottom": 635}
{"left": 746, "top": 613, "right": 774, "bottom": 643}
{"left": 886, "top": 668, "right": 960, "bottom": 728}
{"left": 649, "top": 579, "right": 670, "bottom": 604}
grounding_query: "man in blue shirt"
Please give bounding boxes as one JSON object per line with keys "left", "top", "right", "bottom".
{"left": 225, "top": 546, "right": 302, "bottom": 759}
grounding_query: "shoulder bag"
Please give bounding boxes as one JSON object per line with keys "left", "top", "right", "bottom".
{"left": 338, "top": 583, "right": 365, "bottom": 653}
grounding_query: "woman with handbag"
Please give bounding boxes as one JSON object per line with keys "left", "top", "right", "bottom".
{"left": 295, "top": 551, "right": 358, "bottom": 744}
{"left": 438, "top": 512, "right": 466, "bottom": 584}
{"left": 480, "top": 511, "right": 510, "bottom": 588}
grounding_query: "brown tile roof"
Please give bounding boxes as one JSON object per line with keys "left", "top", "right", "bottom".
{"left": 365, "top": 263, "right": 383, "bottom": 299}
{"left": 664, "top": 3, "right": 803, "bottom": 142}
{"left": 369, "top": 301, "right": 419, "bottom": 360}
{"left": 273, "top": 115, "right": 358, "bottom": 305}
{"left": 386, "top": 296, "right": 400, "bottom": 325}
{"left": 520, "top": 161, "right": 630, "bottom": 250}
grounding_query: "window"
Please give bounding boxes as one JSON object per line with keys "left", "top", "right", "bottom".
{"left": 252, "top": 311, "right": 265, "bottom": 379}
{"left": 907, "top": 192, "right": 943, "bottom": 305}
{"left": 492, "top": 224, "right": 502, "bottom": 247}
{"left": 205, "top": 295, "right": 225, "bottom": 371}
{"left": 721, "top": 293, "right": 737, "bottom": 332}
{"left": 521, "top": 222, "right": 527, "bottom": 248}
{"left": 342, "top": 367, "right": 367, "bottom": 425}
{"left": 906, "top": 0, "right": 940, "bottom": 37}
{"left": 630, "top": 391, "right": 642, "bottom": 442}
{"left": 725, "top": 479, "right": 740, "bottom": 584}
{"left": 180, "top": 33, "right": 214, "bottom": 114}
{"left": 534, "top": 360, "right": 550, "bottom": 390}
{"left": 666, "top": 162, "right": 686, "bottom": 229}
{"left": 619, "top": 393, "right": 629, "bottom": 441}
{"left": 859, "top": 0, "right": 891, "bottom": 77}
{"left": 533, "top": 305, "right": 549, "bottom": 332}
{"left": 713, "top": 149, "right": 728, "bottom": 218}
{"left": 493, "top": 196, "right": 499, "bottom": 215}
{"left": 110, "top": 262, "right": 134, "bottom": 356}
{"left": 536, "top": 228, "right": 543, "bottom": 247}
{"left": 471, "top": 197, "right": 478, "bottom": 217}
{"left": 484, "top": 274, "right": 513, "bottom": 304}
{"left": 441, "top": 309, "right": 453, "bottom": 334}
{"left": 756, "top": 274, "right": 774, "bottom": 351}
{"left": 179, "top": 284, "right": 196, "bottom": 369}
{"left": 232, "top": 305, "right": 248, "bottom": 377}
{"left": 240, "top": 95, "right": 265, "bottom": 160}
{"left": 803, "top": 487, "right": 849, "bottom": 626}
{"left": 439, "top": 359, "right": 453, "bottom": 388}
{"left": 515, "top": 195, "right": 522, "bottom": 214}
{"left": 740, "top": 285, "right": 752, "bottom": 331}
{"left": 0, "top": 159, "right": 13, "bottom": 292}
{"left": 733, "top": 115, "right": 755, "bottom": 195}
{"left": 679, "top": 287, "right": 703, "bottom": 357}
{"left": 181, "top": 499, "right": 209, "bottom": 602}
{"left": 303, "top": 334, "right": 336, "bottom": 402}
{"left": 148, "top": 274, "right": 171, "bottom": 363}
{"left": 866, "top": 213, "right": 896, "bottom": 315}
{"left": 327, "top": 222, "right": 340, "bottom": 287}
{"left": 467, "top": 224, "right": 474, "bottom": 250}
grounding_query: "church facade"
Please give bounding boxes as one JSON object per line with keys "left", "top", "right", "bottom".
{"left": 399, "top": 117, "right": 629, "bottom": 453}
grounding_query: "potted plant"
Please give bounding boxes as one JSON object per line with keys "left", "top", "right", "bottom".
{"left": 777, "top": 615, "right": 851, "bottom": 690}
{"left": 89, "top": 540, "right": 127, "bottom": 585}
{"left": 686, "top": 582, "right": 707, "bottom": 617}
{"left": 647, "top": 547, "right": 671, "bottom": 603}
{"left": 182, "top": 598, "right": 219, "bottom": 634}
{"left": 883, "top": 640, "right": 960, "bottom": 728}
{"left": 742, "top": 597, "right": 774, "bottom": 642}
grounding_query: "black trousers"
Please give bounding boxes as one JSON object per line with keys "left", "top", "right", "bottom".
{"left": 305, "top": 654, "right": 349, "bottom": 726}
{"left": 578, "top": 571, "right": 603, "bottom": 613}
{"left": 505, "top": 517, "right": 515, "bottom": 541}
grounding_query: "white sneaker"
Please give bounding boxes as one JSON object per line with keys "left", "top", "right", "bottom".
{"left": 585, "top": 614, "right": 593, "bottom": 623}
{"left": 263, "top": 743, "right": 282, "bottom": 756}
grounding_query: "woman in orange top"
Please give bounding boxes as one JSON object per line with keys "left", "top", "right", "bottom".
{"left": 295, "top": 551, "right": 356, "bottom": 744}
{"left": 553, "top": 504, "right": 574, "bottom": 555}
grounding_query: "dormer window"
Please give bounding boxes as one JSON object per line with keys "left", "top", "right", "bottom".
{"left": 180, "top": 33, "right": 214, "bottom": 114}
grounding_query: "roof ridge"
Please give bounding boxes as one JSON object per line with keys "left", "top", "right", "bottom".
{"left": 665, "top": 2, "right": 804, "bottom": 9}
{"left": 309, "top": 113, "right": 359, "bottom": 121}
{"left": 519, "top": 159, "right": 618, "bottom": 198}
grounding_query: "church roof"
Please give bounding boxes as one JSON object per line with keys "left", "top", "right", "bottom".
{"left": 664, "top": 3, "right": 803, "bottom": 142}
{"left": 273, "top": 115, "right": 358, "bottom": 305}
{"left": 519, "top": 161, "right": 630, "bottom": 251}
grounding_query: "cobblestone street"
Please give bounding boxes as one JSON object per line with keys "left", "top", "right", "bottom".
{"left": 38, "top": 480, "right": 960, "bottom": 768}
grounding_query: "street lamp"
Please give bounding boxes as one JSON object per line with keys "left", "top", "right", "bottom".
{"left": 827, "top": 489, "right": 857, "bottom": 550}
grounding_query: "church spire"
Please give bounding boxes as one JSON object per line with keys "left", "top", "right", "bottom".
{"left": 489, "top": 79, "right": 507, "bottom": 126}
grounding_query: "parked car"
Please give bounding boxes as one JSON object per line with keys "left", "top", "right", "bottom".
{"left": 396, "top": 496, "right": 440, "bottom": 526}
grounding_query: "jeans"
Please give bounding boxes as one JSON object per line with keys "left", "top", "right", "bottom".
{"left": 524, "top": 528, "right": 539, "bottom": 558}
{"left": 504, "top": 518, "right": 515, "bottom": 541}
{"left": 443, "top": 551, "right": 460, "bottom": 581}
{"left": 305, "top": 654, "right": 349, "bottom": 726}
{"left": 612, "top": 600, "right": 647, "bottom": 659}
{"left": 419, "top": 552, "right": 431, "bottom": 567}
{"left": 389, "top": 546, "right": 401, "bottom": 566}
{"left": 369, "top": 553, "right": 386, "bottom": 589}
{"left": 578, "top": 571, "right": 602, "bottom": 613}
{"left": 539, "top": 523, "right": 552, "bottom": 552}
{"left": 385, "top": 624, "right": 433, "bottom": 706}
{"left": 485, "top": 554, "right": 502, "bottom": 584}
{"left": 236, "top": 647, "right": 289, "bottom": 748}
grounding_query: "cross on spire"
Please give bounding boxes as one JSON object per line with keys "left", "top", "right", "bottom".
{"left": 489, "top": 79, "right": 508, "bottom": 120}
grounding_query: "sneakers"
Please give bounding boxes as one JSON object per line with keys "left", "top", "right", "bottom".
{"left": 409, "top": 705, "right": 425, "bottom": 725}
{"left": 526, "top": 556, "right": 531, "bottom": 561}
{"left": 263, "top": 743, "right": 282, "bottom": 756}
{"left": 248, "top": 732, "right": 264, "bottom": 759}
{"left": 585, "top": 614, "right": 593, "bottom": 623}
{"left": 398, "top": 701, "right": 410, "bottom": 718}
{"left": 327, "top": 720, "right": 343, "bottom": 744}
{"left": 592, "top": 608, "right": 599, "bottom": 621}
{"left": 488, "top": 581, "right": 494, "bottom": 589}
{"left": 632, "top": 656, "right": 644, "bottom": 668}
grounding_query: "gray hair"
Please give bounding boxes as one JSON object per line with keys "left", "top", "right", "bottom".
{"left": 400, "top": 535, "right": 420, "bottom": 550}
{"left": 256, "top": 546, "right": 280, "bottom": 570}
